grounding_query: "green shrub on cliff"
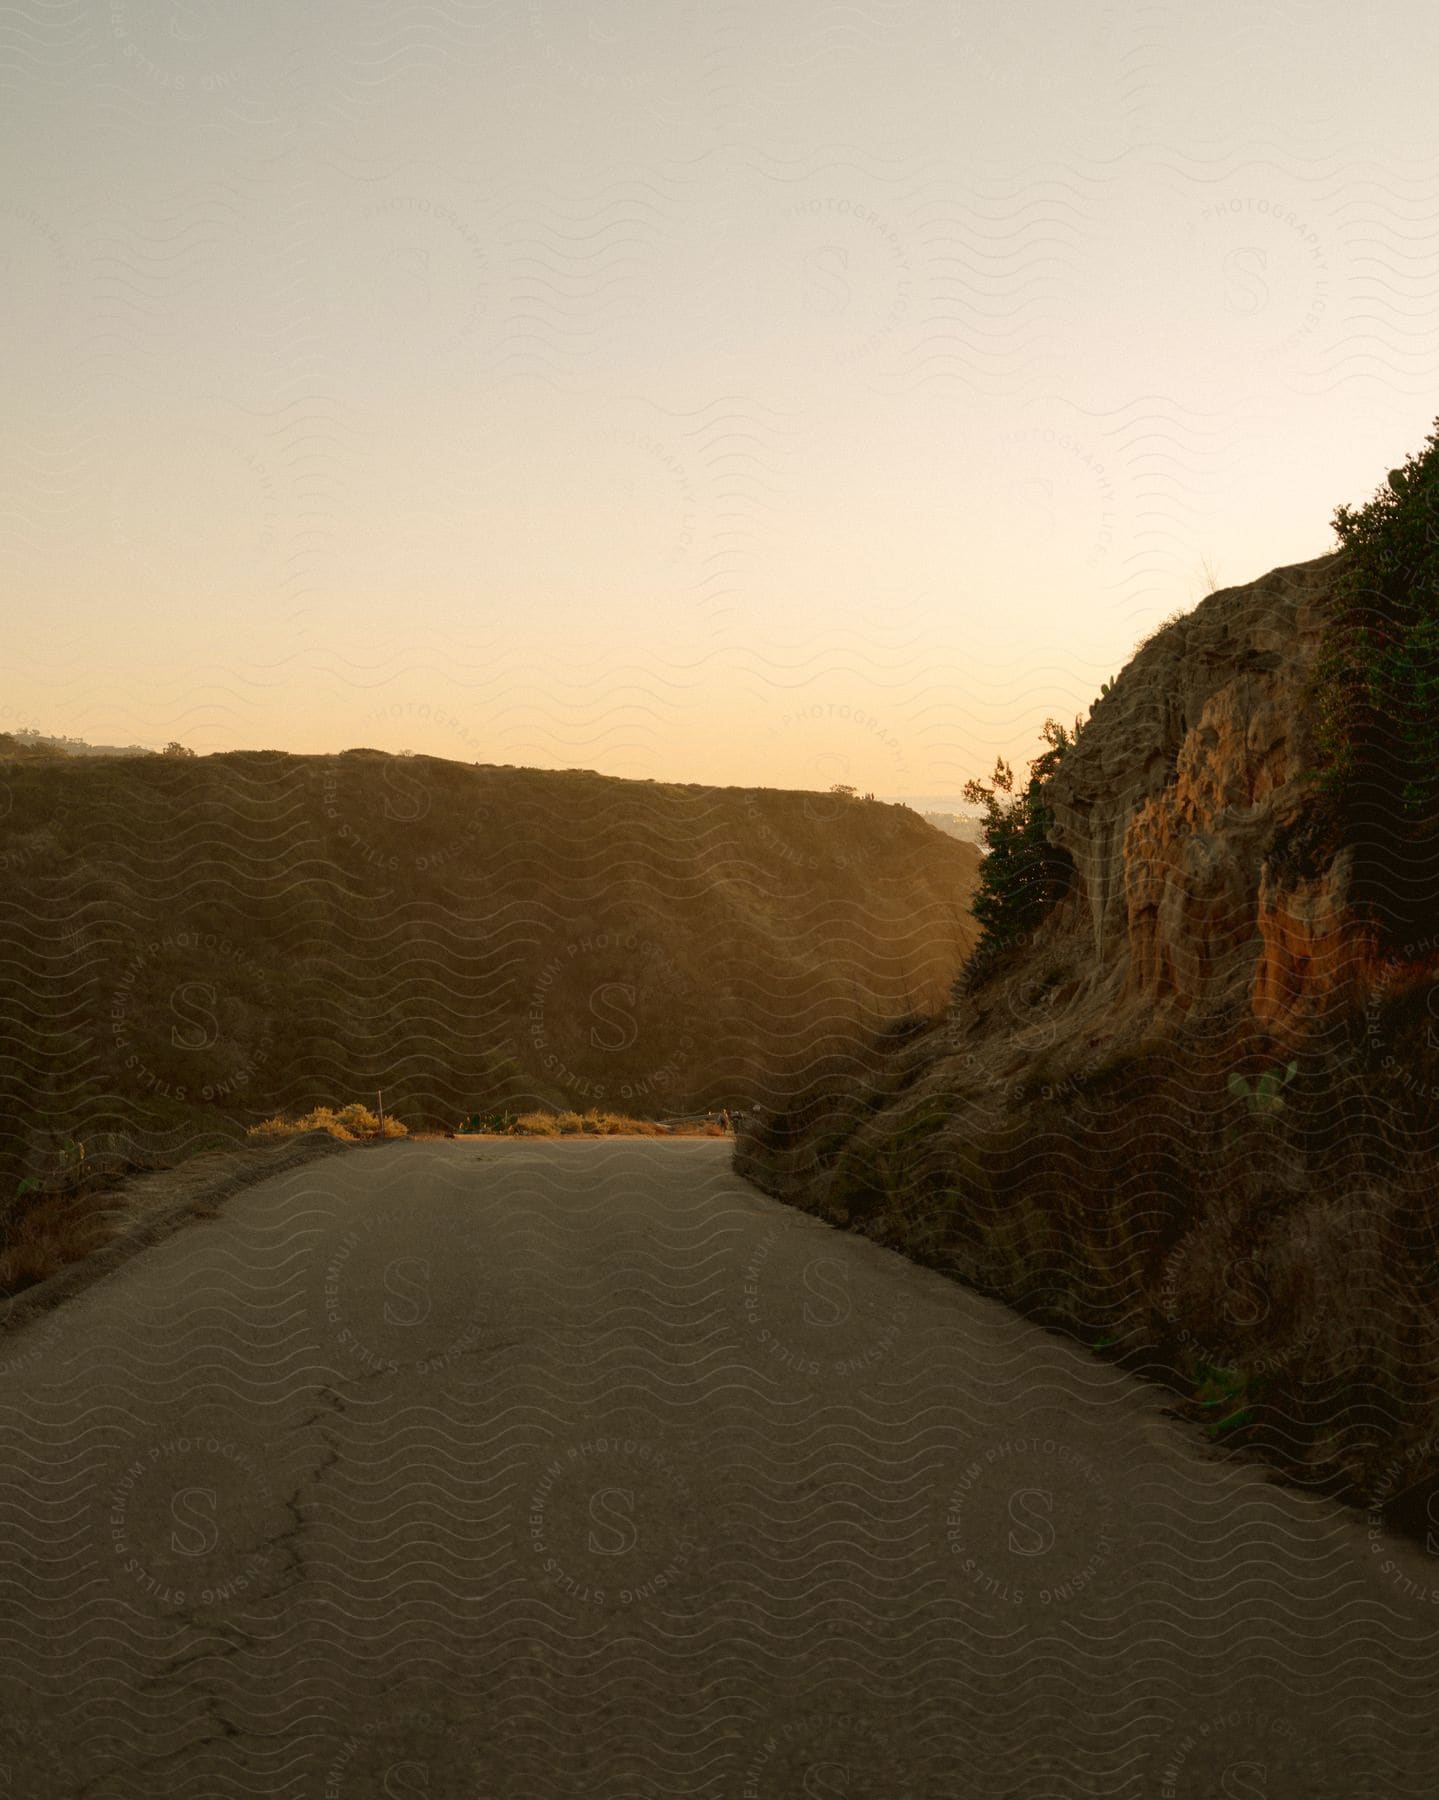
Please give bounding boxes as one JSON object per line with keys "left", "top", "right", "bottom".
{"left": 959, "top": 717, "right": 1077, "bottom": 986}
{"left": 1319, "top": 422, "right": 1439, "bottom": 940}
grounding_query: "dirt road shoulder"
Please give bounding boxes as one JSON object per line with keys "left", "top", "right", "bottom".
{"left": 0, "top": 1131, "right": 359, "bottom": 1339}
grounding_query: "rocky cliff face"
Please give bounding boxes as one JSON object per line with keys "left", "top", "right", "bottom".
{"left": 1043, "top": 549, "right": 1365, "bottom": 1040}
{"left": 1007, "top": 548, "right": 1378, "bottom": 1052}
{"left": 738, "top": 550, "right": 1439, "bottom": 1513}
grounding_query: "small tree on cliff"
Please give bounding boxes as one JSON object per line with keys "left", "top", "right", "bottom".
{"left": 1316, "top": 419, "right": 1439, "bottom": 944}
{"left": 959, "top": 716, "right": 1077, "bottom": 987}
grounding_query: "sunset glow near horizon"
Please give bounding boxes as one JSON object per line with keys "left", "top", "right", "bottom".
{"left": 6, "top": 2, "right": 1439, "bottom": 794}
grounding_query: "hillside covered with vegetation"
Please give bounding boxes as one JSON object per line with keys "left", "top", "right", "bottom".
{"left": 0, "top": 751, "right": 978, "bottom": 1202}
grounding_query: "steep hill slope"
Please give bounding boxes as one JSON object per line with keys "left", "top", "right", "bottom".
{"left": 0, "top": 752, "right": 978, "bottom": 1188}
{"left": 739, "top": 550, "right": 1439, "bottom": 1515}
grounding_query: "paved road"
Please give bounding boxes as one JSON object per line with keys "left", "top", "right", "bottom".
{"left": 1, "top": 1140, "right": 1435, "bottom": 1797}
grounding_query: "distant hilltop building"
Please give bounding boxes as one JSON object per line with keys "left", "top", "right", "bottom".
{"left": 5, "top": 729, "right": 156, "bottom": 758}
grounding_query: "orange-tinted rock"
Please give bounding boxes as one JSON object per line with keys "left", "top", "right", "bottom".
{"left": 1044, "top": 551, "right": 1340, "bottom": 1028}
{"left": 1252, "top": 850, "right": 1366, "bottom": 1043}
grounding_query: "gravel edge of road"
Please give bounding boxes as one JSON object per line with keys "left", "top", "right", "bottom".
{"left": 0, "top": 1131, "right": 365, "bottom": 1340}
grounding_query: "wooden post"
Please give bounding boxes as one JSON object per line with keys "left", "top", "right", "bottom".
{"left": 377, "top": 1088, "right": 384, "bottom": 1132}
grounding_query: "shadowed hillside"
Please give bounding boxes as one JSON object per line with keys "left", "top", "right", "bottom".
{"left": 0, "top": 750, "right": 978, "bottom": 1193}
{"left": 739, "top": 541, "right": 1439, "bottom": 1522}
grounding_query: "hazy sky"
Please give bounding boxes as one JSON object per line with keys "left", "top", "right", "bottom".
{"left": 6, "top": 0, "right": 1439, "bottom": 796}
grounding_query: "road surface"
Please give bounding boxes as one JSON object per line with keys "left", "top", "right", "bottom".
{"left": 1, "top": 1140, "right": 1435, "bottom": 1797}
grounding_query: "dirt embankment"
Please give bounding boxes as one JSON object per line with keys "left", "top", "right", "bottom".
{"left": 739, "top": 551, "right": 1439, "bottom": 1518}
{"left": 0, "top": 1129, "right": 350, "bottom": 1322}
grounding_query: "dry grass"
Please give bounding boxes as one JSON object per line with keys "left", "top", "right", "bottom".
{"left": 248, "top": 1103, "right": 408, "bottom": 1142}
{"left": 473, "top": 1109, "right": 727, "bottom": 1138}
{"left": 0, "top": 1187, "right": 115, "bottom": 1294}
